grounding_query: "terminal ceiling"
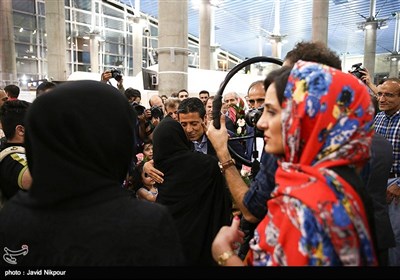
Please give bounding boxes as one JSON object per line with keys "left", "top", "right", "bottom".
{"left": 120, "top": 0, "right": 400, "bottom": 64}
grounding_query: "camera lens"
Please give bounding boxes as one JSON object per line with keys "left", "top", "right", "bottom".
{"left": 245, "top": 107, "right": 263, "bottom": 127}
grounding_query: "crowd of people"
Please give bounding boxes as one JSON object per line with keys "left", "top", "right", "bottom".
{"left": 0, "top": 40, "right": 399, "bottom": 271}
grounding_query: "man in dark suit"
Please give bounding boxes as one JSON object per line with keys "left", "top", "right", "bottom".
{"left": 361, "top": 133, "right": 396, "bottom": 265}
{"left": 178, "top": 97, "right": 245, "bottom": 169}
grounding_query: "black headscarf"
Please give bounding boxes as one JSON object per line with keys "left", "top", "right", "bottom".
{"left": 153, "top": 117, "right": 232, "bottom": 266}
{"left": 24, "top": 80, "right": 135, "bottom": 205}
{"left": 0, "top": 81, "right": 184, "bottom": 266}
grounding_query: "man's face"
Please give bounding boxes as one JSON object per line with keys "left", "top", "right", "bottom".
{"left": 223, "top": 92, "right": 238, "bottom": 106}
{"left": 377, "top": 80, "right": 400, "bottom": 115}
{"left": 150, "top": 96, "right": 165, "bottom": 112}
{"left": 199, "top": 93, "right": 209, "bottom": 104}
{"left": 178, "top": 91, "right": 188, "bottom": 101}
{"left": 178, "top": 112, "right": 206, "bottom": 142}
{"left": 248, "top": 83, "right": 265, "bottom": 109}
{"left": 165, "top": 105, "right": 179, "bottom": 120}
{"left": 205, "top": 99, "right": 213, "bottom": 120}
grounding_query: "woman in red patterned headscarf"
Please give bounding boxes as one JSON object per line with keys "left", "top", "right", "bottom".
{"left": 210, "top": 60, "right": 377, "bottom": 266}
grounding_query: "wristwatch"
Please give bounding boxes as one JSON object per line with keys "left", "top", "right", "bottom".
{"left": 217, "top": 250, "right": 235, "bottom": 266}
{"left": 218, "top": 158, "right": 236, "bottom": 173}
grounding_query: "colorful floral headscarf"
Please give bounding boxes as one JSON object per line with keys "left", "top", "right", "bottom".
{"left": 249, "top": 61, "right": 377, "bottom": 266}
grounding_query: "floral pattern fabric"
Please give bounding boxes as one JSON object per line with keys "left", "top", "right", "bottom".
{"left": 248, "top": 61, "right": 377, "bottom": 266}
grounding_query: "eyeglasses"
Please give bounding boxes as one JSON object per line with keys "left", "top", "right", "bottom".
{"left": 376, "top": 92, "right": 399, "bottom": 99}
{"left": 248, "top": 98, "right": 265, "bottom": 104}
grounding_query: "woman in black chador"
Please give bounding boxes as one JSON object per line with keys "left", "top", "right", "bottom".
{"left": 0, "top": 80, "right": 184, "bottom": 266}
{"left": 153, "top": 116, "right": 232, "bottom": 266}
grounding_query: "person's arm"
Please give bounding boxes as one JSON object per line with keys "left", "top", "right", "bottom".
{"left": 117, "top": 77, "right": 125, "bottom": 93}
{"left": 20, "top": 166, "right": 32, "bottom": 190}
{"left": 207, "top": 114, "right": 260, "bottom": 223}
{"left": 137, "top": 114, "right": 149, "bottom": 142}
{"left": 136, "top": 187, "right": 157, "bottom": 202}
{"left": 211, "top": 215, "right": 245, "bottom": 266}
{"left": 359, "top": 68, "right": 378, "bottom": 95}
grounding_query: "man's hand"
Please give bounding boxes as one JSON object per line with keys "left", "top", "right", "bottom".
{"left": 387, "top": 181, "right": 400, "bottom": 205}
{"left": 206, "top": 114, "right": 230, "bottom": 158}
{"left": 101, "top": 71, "right": 112, "bottom": 83}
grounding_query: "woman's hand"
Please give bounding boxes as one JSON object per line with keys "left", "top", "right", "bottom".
{"left": 211, "top": 215, "right": 245, "bottom": 265}
{"left": 143, "top": 160, "right": 164, "bottom": 184}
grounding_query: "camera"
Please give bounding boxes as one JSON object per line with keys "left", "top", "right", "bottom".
{"left": 132, "top": 102, "right": 146, "bottom": 115}
{"left": 245, "top": 107, "right": 263, "bottom": 127}
{"left": 150, "top": 105, "right": 164, "bottom": 119}
{"left": 110, "top": 68, "right": 122, "bottom": 82}
{"left": 349, "top": 63, "right": 366, "bottom": 81}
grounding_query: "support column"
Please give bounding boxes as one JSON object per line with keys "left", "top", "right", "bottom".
{"left": 312, "top": 0, "right": 329, "bottom": 45}
{"left": 132, "top": 18, "right": 143, "bottom": 76}
{"left": 0, "top": 0, "right": 17, "bottom": 86}
{"left": 363, "top": 0, "right": 377, "bottom": 78}
{"left": 199, "top": 0, "right": 211, "bottom": 70}
{"left": 389, "top": 11, "right": 400, "bottom": 78}
{"left": 364, "top": 21, "right": 377, "bottom": 78}
{"left": 389, "top": 57, "right": 399, "bottom": 78}
{"left": 45, "top": 0, "right": 68, "bottom": 81}
{"left": 158, "top": 0, "right": 188, "bottom": 96}
{"left": 90, "top": 33, "right": 99, "bottom": 73}
{"left": 268, "top": 0, "right": 284, "bottom": 71}
{"left": 210, "top": 5, "right": 219, "bottom": 70}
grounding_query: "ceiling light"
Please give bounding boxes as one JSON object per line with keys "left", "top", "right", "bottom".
{"left": 357, "top": 18, "right": 388, "bottom": 31}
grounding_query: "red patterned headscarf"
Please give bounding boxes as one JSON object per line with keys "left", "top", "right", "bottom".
{"left": 249, "top": 61, "right": 377, "bottom": 266}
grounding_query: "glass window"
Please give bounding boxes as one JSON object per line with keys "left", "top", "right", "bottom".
{"left": 38, "top": 2, "right": 45, "bottom": 16}
{"left": 72, "top": 0, "right": 91, "bottom": 11}
{"left": 75, "top": 10, "right": 92, "bottom": 25}
{"left": 103, "top": 29, "right": 125, "bottom": 44}
{"left": 103, "top": 17, "right": 125, "bottom": 31}
{"left": 13, "top": 12, "right": 36, "bottom": 30}
{"left": 102, "top": 4, "right": 124, "bottom": 18}
{"left": 16, "top": 58, "right": 38, "bottom": 76}
{"left": 12, "top": 0, "right": 35, "bottom": 13}
{"left": 15, "top": 43, "right": 37, "bottom": 58}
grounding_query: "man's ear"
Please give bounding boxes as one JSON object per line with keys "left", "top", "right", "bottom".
{"left": 16, "top": 125, "right": 24, "bottom": 136}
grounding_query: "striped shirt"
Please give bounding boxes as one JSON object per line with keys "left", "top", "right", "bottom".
{"left": 374, "top": 110, "right": 400, "bottom": 176}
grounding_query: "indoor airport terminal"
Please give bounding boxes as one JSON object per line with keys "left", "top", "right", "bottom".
{"left": 0, "top": 0, "right": 400, "bottom": 278}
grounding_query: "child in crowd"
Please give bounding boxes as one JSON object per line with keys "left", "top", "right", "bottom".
{"left": 132, "top": 161, "right": 158, "bottom": 202}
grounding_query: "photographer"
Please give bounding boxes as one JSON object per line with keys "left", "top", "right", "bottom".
{"left": 100, "top": 69, "right": 124, "bottom": 93}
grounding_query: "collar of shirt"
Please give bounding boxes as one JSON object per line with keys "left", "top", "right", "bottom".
{"left": 193, "top": 134, "right": 208, "bottom": 154}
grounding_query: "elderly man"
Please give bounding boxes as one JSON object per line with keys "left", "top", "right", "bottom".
{"left": 374, "top": 78, "right": 400, "bottom": 266}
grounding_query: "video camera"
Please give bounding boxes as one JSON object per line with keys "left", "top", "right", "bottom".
{"left": 245, "top": 106, "right": 263, "bottom": 127}
{"left": 110, "top": 68, "right": 122, "bottom": 82}
{"left": 132, "top": 102, "right": 146, "bottom": 116}
{"left": 349, "top": 63, "right": 366, "bottom": 81}
{"left": 245, "top": 106, "right": 264, "bottom": 137}
{"left": 150, "top": 105, "right": 164, "bottom": 120}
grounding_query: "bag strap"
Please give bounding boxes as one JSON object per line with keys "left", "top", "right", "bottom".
{"left": 0, "top": 146, "right": 26, "bottom": 161}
